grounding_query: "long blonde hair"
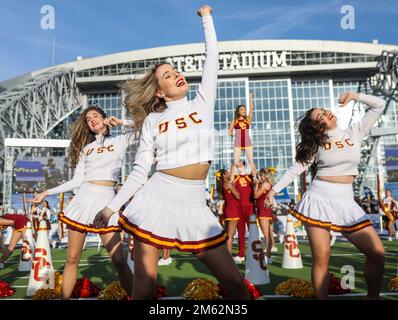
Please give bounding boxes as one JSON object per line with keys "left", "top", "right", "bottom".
{"left": 119, "top": 62, "right": 169, "bottom": 131}
{"left": 68, "top": 106, "right": 108, "bottom": 168}
{"left": 258, "top": 167, "right": 275, "bottom": 185}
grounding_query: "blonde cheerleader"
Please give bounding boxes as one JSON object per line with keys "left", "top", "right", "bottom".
{"left": 266, "top": 92, "right": 386, "bottom": 299}
{"left": 253, "top": 168, "right": 275, "bottom": 263}
{"left": 31, "top": 107, "right": 134, "bottom": 299}
{"left": 94, "top": 5, "right": 250, "bottom": 300}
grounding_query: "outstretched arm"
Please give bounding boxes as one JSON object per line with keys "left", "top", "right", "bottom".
{"left": 194, "top": 5, "right": 219, "bottom": 113}
{"left": 248, "top": 92, "right": 254, "bottom": 122}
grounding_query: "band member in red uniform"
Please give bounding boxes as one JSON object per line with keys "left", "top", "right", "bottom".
{"left": 234, "top": 161, "right": 255, "bottom": 263}
{"left": 216, "top": 169, "right": 240, "bottom": 254}
{"left": 229, "top": 93, "right": 256, "bottom": 181}
{"left": 254, "top": 167, "right": 275, "bottom": 263}
{"left": 0, "top": 213, "right": 29, "bottom": 263}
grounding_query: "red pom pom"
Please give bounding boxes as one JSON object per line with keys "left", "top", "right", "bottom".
{"left": 72, "top": 278, "right": 100, "bottom": 298}
{"left": 153, "top": 283, "right": 168, "bottom": 299}
{"left": 328, "top": 273, "right": 351, "bottom": 295}
{"left": 243, "top": 278, "right": 262, "bottom": 300}
{"left": 0, "top": 280, "right": 16, "bottom": 298}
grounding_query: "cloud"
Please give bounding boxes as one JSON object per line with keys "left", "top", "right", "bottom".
{"left": 240, "top": 0, "right": 343, "bottom": 39}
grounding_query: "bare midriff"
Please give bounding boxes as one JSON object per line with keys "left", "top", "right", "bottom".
{"left": 317, "top": 175, "right": 355, "bottom": 184}
{"left": 87, "top": 180, "right": 116, "bottom": 187}
{"left": 160, "top": 162, "right": 211, "bottom": 180}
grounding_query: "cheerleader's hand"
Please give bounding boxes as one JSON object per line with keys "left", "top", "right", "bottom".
{"left": 338, "top": 92, "right": 359, "bottom": 107}
{"left": 197, "top": 5, "right": 212, "bottom": 17}
{"left": 104, "top": 116, "right": 123, "bottom": 127}
{"left": 29, "top": 191, "right": 48, "bottom": 205}
{"left": 264, "top": 189, "right": 276, "bottom": 208}
{"left": 93, "top": 207, "right": 114, "bottom": 228}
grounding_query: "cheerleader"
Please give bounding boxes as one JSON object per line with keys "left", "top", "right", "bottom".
{"left": 0, "top": 213, "right": 29, "bottom": 263}
{"left": 93, "top": 5, "right": 250, "bottom": 300}
{"left": 228, "top": 93, "right": 256, "bottom": 181}
{"left": 266, "top": 92, "right": 386, "bottom": 299}
{"left": 216, "top": 169, "right": 240, "bottom": 254}
{"left": 254, "top": 168, "right": 275, "bottom": 263}
{"left": 234, "top": 162, "right": 255, "bottom": 263}
{"left": 382, "top": 189, "right": 398, "bottom": 241}
{"left": 34, "top": 200, "right": 52, "bottom": 232}
{"left": 30, "top": 107, "right": 134, "bottom": 299}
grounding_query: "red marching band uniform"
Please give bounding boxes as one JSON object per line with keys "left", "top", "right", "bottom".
{"left": 233, "top": 117, "right": 253, "bottom": 149}
{"left": 234, "top": 174, "right": 255, "bottom": 258}
{"left": 222, "top": 184, "right": 240, "bottom": 221}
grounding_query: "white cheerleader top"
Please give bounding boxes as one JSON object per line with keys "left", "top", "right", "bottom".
{"left": 107, "top": 14, "right": 219, "bottom": 213}
{"left": 47, "top": 120, "right": 134, "bottom": 195}
{"left": 272, "top": 93, "right": 386, "bottom": 193}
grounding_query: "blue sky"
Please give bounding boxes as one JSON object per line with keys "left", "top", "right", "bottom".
{"left": 1, "top": 0, "right": 397, "bottom": 81}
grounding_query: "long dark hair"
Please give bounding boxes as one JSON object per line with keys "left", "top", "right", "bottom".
{"left": 68, "top": 106, "right": 109, "bottom": 168}
{"left": 216, "top": 169, "right": 228, "bottom": 200}
{"left": 42, "top": 200, "right": 51, "bottom": 211}
{"left": 295, "top": 108, "right": 329, "bottom": 177}
{"left": 234, "top": 105, "right": 247, "bottom": 121}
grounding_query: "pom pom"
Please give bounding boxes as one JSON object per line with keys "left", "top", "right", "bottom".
{"left": 328, "top": 273, "right": 351, "bottom": 295}
{"left": 183, "top": 278, "right": 222, "bottom": 300}
{"left": 154, "top": 283, "right": 168, "bottom": 299}
{"left": 32, "top": 288, "right": 60, "bottom": 300}
{"left": 275, "top": 279, "right": 316, "bottom": 298}
{"left": 98, "top": 281, "right": 128, "bottom": 300}
{"left": 72, "top": 277, "right": 99, "bottom": 298}
{"left": 0, "top": 280, "right": 16, "bottom": 298}
{"left": 388, "top": 277, "right": 398, "bottom": 292}
{"left": 243, "top": 278, "right": 262, "bottom": 299}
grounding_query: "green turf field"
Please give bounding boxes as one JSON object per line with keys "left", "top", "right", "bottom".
{"left": 1, "top": 239, "right": 397, "bottom": 300}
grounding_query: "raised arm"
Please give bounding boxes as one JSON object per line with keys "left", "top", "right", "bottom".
{"left": 194, "top": 5, "right": 219, "bottom": 112}
{"left": 248, "top": 93, "right": 254, "bottom": 122}
{"left": 345, "top": 93, "right": 386, "bottom": 139}
{"left": 105, "top": 116, "right": 156, "bottom": 213}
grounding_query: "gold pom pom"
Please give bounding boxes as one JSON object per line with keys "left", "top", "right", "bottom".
{"left": 32, "top": 272, "right": 64, "bottom": 300}
{"left": 388, "top": 277, "right": 398, "bottom": 292}
{"left": 275, "top": 279, "right": 316, "bottom": 298}
{"left": 98, "top": 281, "right": 128, "bottom": 300}
{"left": 183, "top": 278, "right": 222, "bottom": 300}
{"left": 32, "top": 288, "right": 61, "bottom": 300}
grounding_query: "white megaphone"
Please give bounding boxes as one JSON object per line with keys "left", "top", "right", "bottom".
{"left": 26, "top": 220, "right": 54, "bottom": 296}
{"left": 282, "top": 217, "right": 303, "bottom": 269}
{"left": 245, "top": 214, "right": 270, "bottom": 285}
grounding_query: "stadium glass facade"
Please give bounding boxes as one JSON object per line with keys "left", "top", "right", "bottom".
{"left": 83, "top": 77, "right": 397, "bottom": 198}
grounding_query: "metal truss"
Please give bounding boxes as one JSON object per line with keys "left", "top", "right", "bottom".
{"left": 0, "top": 68, "right": 83, "bottom": 206}
{"left": 353, "top": 50, "right": 398, "bottom": 196}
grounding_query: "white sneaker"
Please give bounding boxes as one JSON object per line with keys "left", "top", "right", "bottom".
{"left": 158, "top": 258, "right": 171, "bottom": 266}
{"left": 388, "top": 236, "right": 393, "bottom": 242}
{"left": 279, "top": 235, "right": 284, "bottom": 243}
{"left": 233, "top": 256, "right": 245, "bottom": 264}
{"left": 271, "top": 246, "right": 278, "bottom": 253}
{"left": 165, "top": 257, "right": 173, "bottom": 265}
{"left": 395, "top": 231, "right": 398, "bottom": 240}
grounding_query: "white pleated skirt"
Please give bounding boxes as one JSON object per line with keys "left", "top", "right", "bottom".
{"left": 290, "top": 179, "right": 372, "bottom": 233}
{"left": 60, "top": 182, "right": 120, "bottom": 234}
{"left": 118, "top": 172, "right": 227, "bottom": 253}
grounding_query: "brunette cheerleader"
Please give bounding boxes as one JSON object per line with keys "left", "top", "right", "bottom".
{"left": 266, "top": 92, "right": 386, "bottom": 299}
{"left": 31, "top": 108, "right": 134, "bottom": 299}
{"left": 229, "top": 93, "right": 256, "bottom": 181}
{"left": 94, "top": 5, "right": 250, "bottom": 300}
{"left": 254, "top": 168, "right": 275, "bottom": 263}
